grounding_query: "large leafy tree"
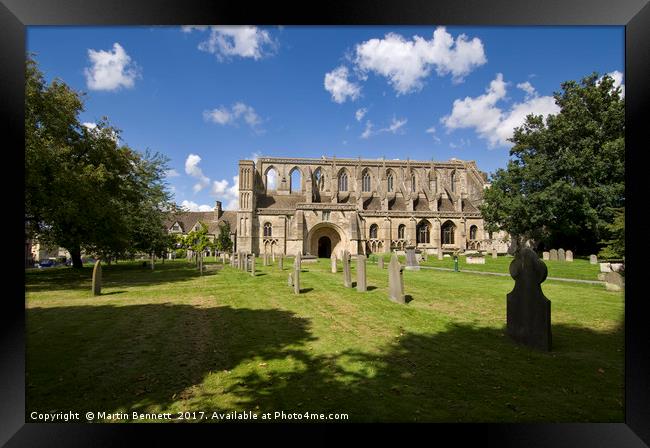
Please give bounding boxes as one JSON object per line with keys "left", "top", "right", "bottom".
{"left": 480, "top": 73, "right": 624, "bottom": 254}
{"left": 25, "top": 55, "right": 173, "bottom": 268}
{"left": 215, "top": 221, "right": 233, "bottom": 253}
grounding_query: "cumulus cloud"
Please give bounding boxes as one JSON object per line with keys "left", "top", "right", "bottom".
{"left": 353, "top": 27, "right": 487, "bottom": 95}
{"left": 361, "top": 121, "right": 374, "bottom": 139}
{"left": 441, "top": 74, "right": 560, "bottom": 147}
{"left": 165, "top": 169, "right": 180, "bottom": 178}
{"left": 185, "top": 154, "right": 211, "bottom": 193}
{"left": 599, "top": 70, "right": 625, "bottom": 97}
{"left": 181, "top": 200, "right": 213, "bottom": 212}
{"left": 361, "top": 116, "right": 407, "bottom": 139}
{"left": 84, "top": 43, "right": 140, "bottom": 91}
{"left": 210, "top": 175, "right": 239, "bottom": 210}
{"left": 188, "top": 26, "right": 276, "bottom": 60}
{"left": 324, "top": 66, "right": 361, "bottom": 103}
{"left": 355, "top": 107, "right": 368, "bottom": 121}
{"left": 425, "top": 126, "right": 441, "bottom": 143}
{"left": 203, "top": 102, "right": 264, "bottom": 133}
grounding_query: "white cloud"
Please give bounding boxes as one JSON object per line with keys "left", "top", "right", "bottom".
{"left": 249, "top": 151, "right": 262, "bottom": 163}
{"left": 324, "top": 66, "right": 361, "bottom": 103}
{"left": 82, "top": 122, "right": 97, "bottom": 130}
{"left": 185, "top": 154, "right": 211, "bottom": 193}
{"left": 516, "top": 81, "right": 536, "bottom": 99}
{"left": 203, "top": 102, "right": 264, "bottom": 133}
{"left": 361, "top": 120, "right": 374, "bottom": 139}
{"left": 209, "top": 175, "right": 239, "bottom": 210}
{"left": 355, "top": 107, "right": 368, "bottom": 121}
{"left": 192, "top": 26, "right": 276, "bottom": 60}
{"left": 599, "top": 70, "right": 625, "bottom": 98}
{"left": 441, "top": 74, "right": 560, "bottom": 147}
{"left": 353, "top": 27, "right": 487, "bottom": 95}
{"left": 84, "top": 43, "right": 140, "bottom": 91}
{"left": 360, "top": 116, "right": 407, "bottom": 139}
{"left": 181, "top": 25, "right": 208, "bottom": 33}
{"left": 181, "top": 200, "right": 213, "bottom": 212}
{"left": 425, "top": 126, "right": 441, "bottom": 143}
{"left": 165, "top": 169, "right": 180, "bottom": 178}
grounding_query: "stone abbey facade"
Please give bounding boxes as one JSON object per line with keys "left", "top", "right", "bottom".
{"left": 235, "top": 156, "right": 508, "bottom": 258}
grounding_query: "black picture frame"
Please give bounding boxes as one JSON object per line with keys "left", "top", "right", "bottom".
{"left": 4, "top": 0, "right": 649, "bottom": 445}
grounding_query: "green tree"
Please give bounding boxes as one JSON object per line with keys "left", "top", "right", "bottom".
{"left": 25, "top": 55, "right": 174, "bottom": 268}
{"left": 598, "top": 207, "right": 624, "bottom": 259}
{"left": 184, "top": 222, "right": 211, "bottom": 275}
{"left": 480, "top": 72, "right": 624, "bottom": 254}
{"left": 215, "top": 221, "right": 233, "bottom": 253}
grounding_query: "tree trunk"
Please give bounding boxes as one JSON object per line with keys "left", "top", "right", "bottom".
{"left": 70, "top": 246, "right": 83, "bottom": 269}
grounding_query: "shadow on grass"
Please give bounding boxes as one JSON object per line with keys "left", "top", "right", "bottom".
{"left": 26, "top": 298, "right": 623, "bottom": 422}
{"left": 26, "top": 303, "right": 315, "bottom": 417}
{"left": 25, "top": 262, "right": 221, "bottom": 292}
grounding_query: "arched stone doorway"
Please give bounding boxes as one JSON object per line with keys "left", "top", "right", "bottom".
{"left": 306, "top": 222, "right": 347, "bottom": 258}
{"left": 318, "top": 236, "right": 332, "bottom": 258}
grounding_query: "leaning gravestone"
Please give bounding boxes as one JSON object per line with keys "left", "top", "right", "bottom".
{"left": 565, "top": 250, "right": 573, "bottom": 262}
{"left": 92, "top": 260, "right": 102, "bottom": 296}
{"left": 342, "top": 250, "right": 352, "bottom": 288}
{"left": 542, "top": 251, "right": 550, "bottom": 261}
{"left": 331, "top": 254, "right": 337, "bottom": 273}
{"left": 251, "top": 255, "right": 256, "bottom": 277}
{"left": 590, "top": 254, "right": 598, "bottom": 265}
{"left": 506, "top": 247, "right": 552, "bottom": 351}
{"left": 405, "top": 248, "right": 420, "bottom": 271}
{"left": 378, "top": 257, "right": 384, "bottom": 269}
{"left": 293, "top": 253, "right": 301, "bottom": 295}
{"left": 558, "top": 248, "right": 565, "bottom": 262}
{"left": 549, "top": 249, "right": 558, "bottom": 261}
{"left": 357, "top": 254, "right": 367, "bottom": 292}
{"left": 604, "top": 271, "right": 624, "bottom": 292}
{"left": 388, "top": 254, "right": 405, "bottom": 304}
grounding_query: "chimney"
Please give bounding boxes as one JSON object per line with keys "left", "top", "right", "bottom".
{"left": 214, "top": 201, "right": 223, "bottom": 220}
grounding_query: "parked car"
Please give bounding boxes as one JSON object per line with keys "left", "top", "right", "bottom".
{"left": 38, "top": 259, "right": 55, "bottom": 268}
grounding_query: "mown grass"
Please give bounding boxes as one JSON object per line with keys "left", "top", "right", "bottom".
{"left": 25, "top": 258, "right": 623, "bottom": 423}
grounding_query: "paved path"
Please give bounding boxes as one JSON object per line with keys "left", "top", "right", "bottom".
{"left": 372, "top": 262, "right": 604, "bottom": 285}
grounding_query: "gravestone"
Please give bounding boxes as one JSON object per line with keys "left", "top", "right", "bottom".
{"left": 388, "top": 254, "right": 405, "bottom": 304}
{"left": 294, "top": 252, "right": 302, "bottom": 270}
{"left": 437, "top": 248, "right": 443, "bottom": 260}
{"left": 230, "top": 253, "right": 235, "bottom": 266}
{"left": 264, "top": 253, "right": 269, "bottom": 266}
{"left": 599, "top": 262, "right": 612, "bottom": 273}
{"left": 293, "top": 252, "right": 301, "bottom": 295}
{"left": 378, "top": 257, "right": 384, "bottom": 269}
{"left": 565, "top": 250, "right": 573, "bottom": 262}
{"left": 506, "top": 248, "right": 552, "bottom": 351}
{"left": 251, "top": 255, "right": 256, "bottom": 277}
{"left": 272, "top": 252, "right": 276, "bottom": 262}
{"left": 604, "top": 271, "right": 624, "bottom": 291}
{"left": 405, "top": 248, "right": 420, "bottom": 271}
{"left": 492, "top": 248, "right": 497, "bottom": 259}
{"left": 422, "top": 251, "right": 428, "bottom": 262}
{"left": 331, "top": 254, "right": 337, "bottom": 273}
{"left": 549, "top": 249, "right": 558, "bottom": 261}
{"left": 558, "top": 248, "right": 565, "bottom": 262}
{"left": 92, "top": 260, "right": 102, "bottom": 296}
{"left": 590, "top": 254, "right": 597, "bottom": 264}
{"left": 279, "top": 255, "right": 284, "bottom": 270}
{"left": 356, "top": 254, "right": 367, "bottom": 292}
{"left": 288, "top": 272, "right": 293, "bottom": 287}
{"left": 342, "top": 250, "right": 352, "bottom": 288}
{"left": 542, "top": 251, "right": 550, "bottom": 261}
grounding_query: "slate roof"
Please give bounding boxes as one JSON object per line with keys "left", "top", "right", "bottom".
{"left": 164, "top": 210, "right": 237, "bottom": 235}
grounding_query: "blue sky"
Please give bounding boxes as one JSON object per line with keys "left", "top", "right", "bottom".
{"left": 27, "top": 26, "right": 624, "bottom": 211}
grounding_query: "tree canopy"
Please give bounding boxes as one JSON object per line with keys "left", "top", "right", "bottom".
{"left": 480, "top": 72, "right": 624, "bottom": 255}
{"left": 25, "top": 55, "right": 174, "bottom": 267}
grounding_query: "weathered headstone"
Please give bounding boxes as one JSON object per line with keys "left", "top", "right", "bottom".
{"left": 405, "top": 248, "right": 420, "bottom": 271}
{"left": 492, "top": 248, "right": 497, "bottom": 259}
{"left": 288, "top": 272, "right": 293, "bottom": 286}
{"left": 388, "top": 254, "right": 405, "bottom": 304}
{"left": 342, "top": 250, "right": 352, "bottom": 288}
{"left": 599, "top": 262, "right": 612, "bottom": 273}
{"left": 422, "top": 251, "right": 428, "bottom": 262}
{"left": 231, "top": 253, "right": 235, "bottom": 266}
{"left": 557, "top": 248, "right": 565, "bottom": 262}
{"left": 565, "top": 250, "right": 573, "bottom": 262}
{"left": 356, "top": 254, "right": 367, "bottom": 292}
{"left": 294, "top": 252, "right": 302, "bottom": 270}
{"left": 542, "top": 251, "right": 550, "bottom": 261}
{"left": 92, "top": 260, "right": 102, "bottom": 296}
{"left": 272, "top": 252, "right": 276, "bottom": 262}
{"left": 378, "top": 257, "right": 384, "bottom": 269}
{"left": 331, "top": 254, "right": 337, "bottom": 273}
{"left": 604, "top": 271, "right": 624, "bottom": 291}
{"left": 293, "top": 252, "right": 301, "bottom": 295}
{"left": 549, "top": 249, "right": 558, "bottom": 261}
{"left": 278, "top": 255, "right": 284, "bottom": 270}
{"left": 506, "top": 248, "right": 552, "bottom": 351}
{"left": 589, "top": 254, "right": 598, "bottom": 264}
{"left": 263, "top": 253, "right": 269, "bottom": 266}
{"left": 251, "top": 255, "right": 256, "bottom": 276}
{"left": 437, "top": 248, "right": 443, "bottom": 260}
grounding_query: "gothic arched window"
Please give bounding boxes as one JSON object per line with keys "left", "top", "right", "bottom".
{"left": 417, "top": 221, "right": 430, "bottom": 244}
{"left": 362, "top": 172, "right": 371, "bottom": 192}
{"left": 469, "top": 225, "right": 478, "bottom": 240}
{"left": 369, "top": 224, "right": 378, "bottom": 239}
{"left": 263, "top": 222, "right": 272, "bottom": 237}
{"left": 442, "top": 221, "right": 456, "bottom": 245}
{"left": 387, "top": 174, "right": 394, "bottom": 192}
{"left": 398, "top": 224, "right": 405, "bottom": 239}
{"left": 339, "top": 172, "right": 348, "bottom": 192}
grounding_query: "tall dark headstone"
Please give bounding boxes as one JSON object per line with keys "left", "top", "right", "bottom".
{"left": 388, "top": 254, "right": 405, "bottom": 304}
{"left": 342, "top": 250, "right": 352, "bottom": 287}
{"left": 92, "top": 260, "right": 102, "bottom": 296}
{"left": 506, "top": 248, "right": 552, "bottom": 351}
{"left": 356, "top": 254, "right": 367, "bottom": 292}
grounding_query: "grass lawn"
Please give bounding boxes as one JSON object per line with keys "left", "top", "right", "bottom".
{"left": 25, "top": 258, "right": 623, "bottom": 423}
{"left": 369, "top": 253, "right": 602, "bottom": 281}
